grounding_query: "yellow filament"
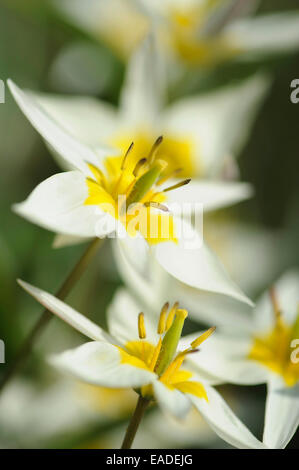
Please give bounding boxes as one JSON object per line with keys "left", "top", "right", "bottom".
{"left": 160, "top": 351, "right": 186, "bottom": 383}
{"left": 150, "top": 337, "right": 162, "bottom": 371}
{"left": 156, "top": 168, "right": 183, "bottom": 187}
{"left": 269, "top": 287, "right": 284, "bottom": 328}
{"left": 88, "top": 163, "right": 106, "bottom": 187}
{"left": 191, "top": 326, "right": 216, "bottom": 349}
{"left": 138, "top": 312, "right": 146, "bottom": 339}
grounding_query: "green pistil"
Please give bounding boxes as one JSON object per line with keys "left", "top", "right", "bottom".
{"left": 126, "top": 160, "right": 167, "bottom": 208}
{"left": 154, "top": 309, "right": 188, "bottom": 376}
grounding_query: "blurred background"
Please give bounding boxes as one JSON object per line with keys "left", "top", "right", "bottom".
{"left": 0, "top": 0, "right": 298, "bottom": 448}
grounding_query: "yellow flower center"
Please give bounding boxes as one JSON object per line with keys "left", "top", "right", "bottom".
{"left": 164, "top": 0, "right": 240, "bottom": 66}
{"left": 111, "top": 131, "right": 197, "bottom": 178}
{"left": 97, "top": 1, "right": 241, "bottom": 64}
{"left": 248, "top": 290, "right": 299, "bottom": 387}
{"left": 84, "top": 137, "right": 192, "bottom": 244}
{"left": 118, "top": 304, "right": 216, "bottom": 402}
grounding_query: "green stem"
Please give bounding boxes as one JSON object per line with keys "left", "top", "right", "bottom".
{"left": 121, "top": 396, "right": 150, "bottom": 449}
{"left": 0, "top": 237, "right": 104, "bottom": 396}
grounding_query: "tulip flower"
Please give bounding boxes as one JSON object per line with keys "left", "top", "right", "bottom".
{"left": 18, "top": 280, "right": 266, "bottom": 449}
{"left": 182, "top": 270, "right": 299, "bottom": 448}
{"left": 53, "top": 0, "right": 299, "bottom": 65}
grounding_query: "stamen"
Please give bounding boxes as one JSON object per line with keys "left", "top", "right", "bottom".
{"left": 156, "top": 167, "right": 183, "bottom": 187}
{"left": 121, "top": 141, "right": 134, "bottom": 170}
{"left": 88, "top": 163, "right": 105, "bottom": 185}
{"left": 138, "top": 312, "right": 146, "bottom": 339}
{"left": 86, "top": 176, "right": 100, "bottom": 187}
{"left": 191, "top": 327, "right": 216, "bottom": 349}
{"left": 157, "top": 302, "right": 169, "bottom": 335}
{"left": 148, "top": 136, "right": 163, "bottom": 165}
{"left": 150, "top": 337, "right": 162, "bottom": 370}
{"left": 269, "top": 287, "right": 280, "bottom": 318}
{"left": 143, "top": 201, "right": 169, "bottom": 212}
{"left": 163, "top": 178, "right": 191, "bottom": 193}
{"left": 160, "top": 348, "right": 196, "bottom": 383}
{"left": 269, "top": 287, "right": 282, "bottom": 325}
{"left": 166, "top": 301, "right": 179, "bottom": 331}
{"left": 133, "top": 158, "right": 147, "bottom": 177}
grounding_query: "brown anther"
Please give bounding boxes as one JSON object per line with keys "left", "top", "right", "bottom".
{"left": 157, "top": 302, "right": 169, "bottom": 334}
{"left": 165, "top": 301, "right": 179, "bottom": 331}
{"left": 133, "top": 158, "right": 147, "bottom": 177}
{"left": 86, "top": 176, "right": 99, "bottom": 186}
{"left": 148, "top": 136, "right": 163, "bottom": 164}
{"left": 163, "top": 178, "right": 191, "bottom": 193}
{"left": 143, "top": 201, "right": 169, "bottom": 212}
{"left": 121, "top": 141, "right": 134, "bottom": 170}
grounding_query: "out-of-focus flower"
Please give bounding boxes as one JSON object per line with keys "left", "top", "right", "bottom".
{"left": 30, "top": 36, "right": 268, "bottom": 184}
{"left": 53, "top": 0, "right": 299, "bottom": 65}
{"left": 0, "top": 378, "right": 218, "bottom": 449}
{"left": 203, "top": 217, "right": 288, "bottom": 297}
{"left": 0, "top": 377, "right": 138, "bottom": 448}
{"left": 9, "top": 37, "right": 268, "bottom": 316}
{"left": 18, "top": 280, "right": 266, "bottom": 449}
{"left": 114, "top": 215, "right": 287, "bottom": 329}
{"left": 183, "top": 270, "right": 299, "bottom": 448}
{"left": 8, "top": 53, "right": 257, "bottom": 308}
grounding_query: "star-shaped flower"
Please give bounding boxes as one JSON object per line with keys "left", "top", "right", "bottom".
{"left": 18, "top": 280, "right": 266, "bottom": 449}
{"left": 182, "top": 270, "right": 299, "bottom": 448}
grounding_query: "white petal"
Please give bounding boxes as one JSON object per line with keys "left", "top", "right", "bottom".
{"left": 155, "top": 219, "right": 253, "bottom": 306}
{"left": 205, "top": 220, "right": 284, "bottom": 296}
{"left": 8, "top": 80, "right": 100, "bottom": 175}
{"left": 230, "top": 12, "right": 299, "bottom": 56}
{"left": 182, "top": 331, "right": 268, "bottom": 385}
{"left": 263, "top": 376, "right": 299, "bottom": 449}
{"left": 107, "top": 288, "right": 159, "bottom": 345}
{"left": 167, "top": 180, "right": 253, "bottom": 214}
{"left": 53, "top": 0, "right": 108, "bottom": 37}
{"left": 254, "top": 269, "right": 299, "bottom": 332}
{"left": 153, "top": 380, "right": 191, "bottom": 420}
{"left": 51, "top": 341, "right": 156, "bottom": 388}
{"left": 32, "top": 92, "right": 118, "bottom": 149}
{"left": 18, "top": 280, "right": 114, "bottom": 343}
{"left": 174, "top": 281, "right": 254, "bottom": 329}
{"left": 53, "top": 0, "right": 147, "bottom": 59}
{"left": 112, "top": 236, "right": 165, "bottom": 313}
{"left": 114, "top": 228, "right": 254, "bottom": 329}
{"left": 119, "top": 34, "right": 165, "bottom": 127}
{"left": 162, "top": 74, "right": 269, "bottom": 176}
{"left": 191, "top": 385, "right": 266, "bottom": 449}
{"left": 13, "top": 171, "right": 115, "bottom": 238}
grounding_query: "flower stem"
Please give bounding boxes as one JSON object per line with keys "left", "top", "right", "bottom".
{"left": 0, "top": 237, "right": 104, "bottom": 395}
{"left": 121, "top": 396, "right": 150, "bottom": 449}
